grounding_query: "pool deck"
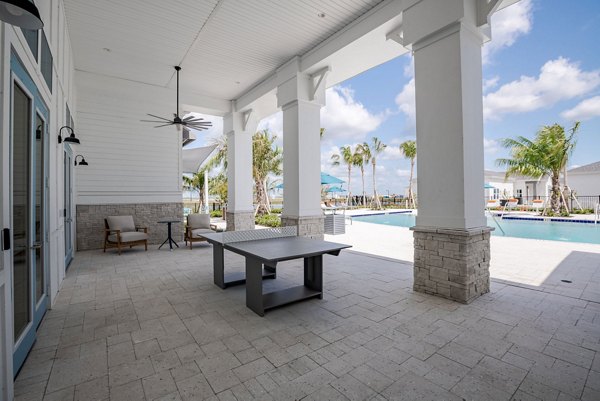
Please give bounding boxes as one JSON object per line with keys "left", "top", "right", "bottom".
{"left": 325, "top": 218, "right": 600, "bottom": 303}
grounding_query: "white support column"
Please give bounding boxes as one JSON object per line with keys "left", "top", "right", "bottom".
{"left": 277, "top": 61, "right": 326, "bottom": 238}
{"left": 224, "top": 109, "right": 257, "bottom": 231}
{"left": 402, "top": 0, "right": 493, "bottom": 303}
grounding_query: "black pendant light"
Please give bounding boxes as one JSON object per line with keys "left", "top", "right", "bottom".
{"left": 141, "top": 66, "right": 213, "bottom": 131}
{"left": 0, "top": 0, "right": 43, "bottom": 29}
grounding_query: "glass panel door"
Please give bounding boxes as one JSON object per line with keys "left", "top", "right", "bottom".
{"left": 64, "top": 148, "right": 73, "bottom": 267}
{"left": 11, "top": 54, "right": 50, "bottom": 375}
{"left": 12, "top": 80, "right": 31, "bottom": 350}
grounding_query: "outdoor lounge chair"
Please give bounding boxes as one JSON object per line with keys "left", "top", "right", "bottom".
{"left": 486, "top": 199, "right": 500, "bottom": 209}
{"left": 529, "top": 199, "right": 545, "bottom": 213}
{"left": 502, "top": 198, "right": 519, "bottom": 213}
{"left": 104, "top": 216, "right": 148, "bottom": 255}
{"left": 185, "top": 213, "right": 215, "bottom": 249}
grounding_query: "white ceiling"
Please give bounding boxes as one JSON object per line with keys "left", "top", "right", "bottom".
{"left": 63, "top": 0, "right": 386, "bottom": 101}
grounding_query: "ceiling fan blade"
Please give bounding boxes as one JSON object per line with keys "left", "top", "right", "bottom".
{"left": 154, "top": 123, "right": 175, "bottom": 128}
{"left": 141, "top": 119, "right": 172, "bottom": 123}
{"left": 147, "top": 113, "right": 173, "bottom": 122}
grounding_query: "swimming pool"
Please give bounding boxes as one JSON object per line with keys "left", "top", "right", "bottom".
{"left": 352, "top": 213, "right": 600, "bottom": 245}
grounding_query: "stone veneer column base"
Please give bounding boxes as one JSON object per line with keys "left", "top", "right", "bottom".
{"left": 280, "top": 215, "right": 325, "bottom": 240}
{"left": 411, "top": 226, "right": 493, "bottom": 304}
{"left": 226, "top": 211, "right": 255, "bottom": 231}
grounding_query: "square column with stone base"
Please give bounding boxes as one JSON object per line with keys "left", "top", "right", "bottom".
{"left": 412, "top": 226, "right": 492, "bottom": 303}
{"left": 281, "top": 215, "right": 325, "bottom": 240}
{"left": 400, "top": 0, "right": 497, "bottom": 303}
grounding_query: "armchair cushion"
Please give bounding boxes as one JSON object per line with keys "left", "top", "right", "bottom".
{"left": 108, "top": 231, "right": 148, "bottom": 243}
{"left": 107, "top": 216, "right": 136, "bottom": 233}
{"left": 190, "top": 228, "right": 213, "bottom": 238}
{"left": 187, "top": 214, "right": 210, "bottom": 230}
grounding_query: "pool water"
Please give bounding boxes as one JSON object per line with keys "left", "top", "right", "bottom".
{"left": 352, "top": 213, "right": 600, "bottom": 245}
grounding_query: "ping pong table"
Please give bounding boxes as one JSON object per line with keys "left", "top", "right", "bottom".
{"left": 200, "top": 227, "right": 351, "bottom": 316}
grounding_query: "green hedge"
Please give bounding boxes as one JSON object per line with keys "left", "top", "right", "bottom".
{"left": 210, "top": 210, "right": 222, "bottom": 218}
{"left": 255, "top": 214, "right": 281, "bottom": 227}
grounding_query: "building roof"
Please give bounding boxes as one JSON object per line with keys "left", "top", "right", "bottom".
{"left": 568, "top": 161, "right": 600, "bottom": 174}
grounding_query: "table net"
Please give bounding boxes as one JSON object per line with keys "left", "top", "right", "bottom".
{"left": 220, "top": 226, "right": 297, "bottom": 244}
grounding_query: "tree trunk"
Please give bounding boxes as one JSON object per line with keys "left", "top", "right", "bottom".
{"left": 408, "top": 159, "right": 415, "bottom": 209}
{"left": 361, "top": 166, "right": 366, "bottom": 207}
{"left": 372, "top": 161, "right": 381, "bottom": 210}
{"left": 550, "top": 172, "right": 560, "bottom": 214}
{"left": 255, "top": 178, "right": 270, "bottom": 215}
{"left": 346, "top": 166, "right": 352, "bottom": 206}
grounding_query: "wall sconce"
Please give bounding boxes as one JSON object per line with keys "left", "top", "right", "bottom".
{"left": 36, "top": 124, "right": 42, "bottom": 140}
{"left": 58, "top": 126, "right": 80, "bottom": 145}
{"left": 74, "top": 155, "right": 88, "bottom": 166}
{"left": 0, "top": 0, "right": 43, "bottom": 30}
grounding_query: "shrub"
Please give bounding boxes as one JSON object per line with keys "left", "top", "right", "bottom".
{"left": 270, "top": 208, "right": 282, "bottom": 214}
{"left": 255, "top": 214, "right": 281, "bottom": 227}
{"left": 210, "top": 210, "right": 222, "bottom": 218}
{"left": 572, "top": 208, "right": 594, "bottom": 214}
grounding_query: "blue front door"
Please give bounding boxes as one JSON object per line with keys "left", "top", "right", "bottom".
{"left": 11, "top": 53, "right": 50, "bottom": 375}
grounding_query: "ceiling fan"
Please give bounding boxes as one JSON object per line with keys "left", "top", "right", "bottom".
{"left": 142, "top": 66, "right": 212, "bottom": 131}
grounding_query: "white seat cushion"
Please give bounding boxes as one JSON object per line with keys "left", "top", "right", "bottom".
{"left": 191, "top": 228, "right": 213, "bottom": 238}
{"left": 108, "top": 231, "right": 148, "bottom": 243}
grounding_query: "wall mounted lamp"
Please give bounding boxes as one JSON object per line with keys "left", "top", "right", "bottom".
{"left": 74, "top": 155, "right": 88, "bottom": 166}
{"left": 58, "top": 126, "right": 80, "bottom": 145}
{"left": 0, "top": 0, "right": 43, "bottom": 29}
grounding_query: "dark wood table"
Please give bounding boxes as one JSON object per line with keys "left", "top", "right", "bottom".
{"left": 201, "top": 232, "right": 350, "bottom": 316}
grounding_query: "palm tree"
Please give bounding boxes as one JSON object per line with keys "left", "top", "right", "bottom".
{"left": 496, "top": 122, "right": 580, "bottom": 214}
{"left": 252, "top": 130, "right": 282, "bottom": 215}
{"left": 369, "top": 137, "right": 387, "bottom": 209}
{"left": 356, "top": 143, "right": 370, "bottom": 207}
{"left": 205, "top": 133, "right": 228, "bottom": 172}
{"left": 182, "top": 169, "right": 207, "bottom": 212}
{"left": 331, "top": 145, "right": 357, "bottom": 206}
{"left": 400, "top": 140, "right": 417, "bottom": 208}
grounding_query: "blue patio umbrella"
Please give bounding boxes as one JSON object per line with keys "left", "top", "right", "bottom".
{"left": 325, "top": 186, "right": 346, "bottom": 193}
{"left": 320, "top": 172, "right": 345, "bottom": 185}
{"left": 275, "top": 172, "right": 345, "bottom": 189}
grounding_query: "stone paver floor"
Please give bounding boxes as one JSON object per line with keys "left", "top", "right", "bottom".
{"left": 15, "top": 244, "right": 600, "bottom": 400}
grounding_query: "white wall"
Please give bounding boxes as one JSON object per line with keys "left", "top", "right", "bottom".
{"left": 569, "top": 173, "right": 600, "bottom": 196}
{"left": 74, "top": 71, "right": 184, "bottom": 205}
{"left": 0, "top": 1, "right": 76, "bottom": 398}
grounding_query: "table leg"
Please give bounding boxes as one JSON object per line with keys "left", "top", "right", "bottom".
{"left": 245, "top": 258, "right": 265, "bottom": 316}
{"left": 304, "top": 255, "right": 323, "bottom": 299}
{"left": 213, "top": 243, "right": 225, "bottom": 289}
{"left": 167, "top": 223, "right": 173, "bottom": 250}
{"left": 158, "top": 237, "right": 169, "bottom": 249}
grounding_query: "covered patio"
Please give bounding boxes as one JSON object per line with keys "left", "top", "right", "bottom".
{"left": 15, "top": 246, "right": 600, "bottom": 400}
{"left": 2, "top": 0, "right": 599, "bottom": 400}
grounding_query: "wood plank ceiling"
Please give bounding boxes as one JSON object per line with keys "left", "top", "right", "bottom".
{"left": 63, "top": 0, "right": 386, "bottom": 100}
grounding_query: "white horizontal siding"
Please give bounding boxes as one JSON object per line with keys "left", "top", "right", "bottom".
{"left": 74, "top": 71, "right": 183, "bottom": 204}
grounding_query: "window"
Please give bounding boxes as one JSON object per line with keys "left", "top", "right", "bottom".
{"left": 516, "top": 189, "right": 523, "bottom": 198}
{"left": 493, "top": 188, "right": 500, "bottom": 200}
{"left": 40, "top": 32, "right": 52, "bottom": 92}
{"left": 21, "top": 28, "right": 39, "bottom": 61}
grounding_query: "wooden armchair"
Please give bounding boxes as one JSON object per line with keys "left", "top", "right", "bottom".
{"left": 184, "top": 213, "right": 215, "bottom": 249}
{"left": 103, "top": 216, "right": 148, "bottom": 255}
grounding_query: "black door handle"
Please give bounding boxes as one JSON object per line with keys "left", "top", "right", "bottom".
{"left": 2, "top": 228, "right": 9, "bottom": 251}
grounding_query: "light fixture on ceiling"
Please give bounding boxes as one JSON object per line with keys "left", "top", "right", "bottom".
{"left": 74, "top": 155, "right": 88, "bottom": 166}
{"left": 58, "top": 126, "right": 80, "bottom": 145}
{"left": 141, "top": 66, "right": 213, "bottom": 131}
{"left": 0, "top": 0, "right": 43, "bottom": 29}
{"left": 317, "top": 12, "right": 326, "bottom": 18}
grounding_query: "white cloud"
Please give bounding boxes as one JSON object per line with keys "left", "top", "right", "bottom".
{"left": 484, "top": 137, "right": 500, "bottom": 155}
{"left": 381, "top": 145, "right": 402, "bottom": 160}
{"left": 483, "top": 0, "right": 533, "bottom": 64}
{"left": 396, "top": 169, "right": 411, "bottom": 177}
{"left": 395, "top": 78, "right": 416, "bottom": 124}
{"left": 561, "top": 96, "right": 600, "bottom": 122}
{"left": 483, "top": 76, "right": 499, "bottom": 92}
{"left": 483, "top": 58, "right": 600, "bottom": 120}
{"left": 321, "top": 86, "right": 384, "bottom": 142}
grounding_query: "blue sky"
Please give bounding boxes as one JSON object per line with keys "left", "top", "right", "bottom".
{"left": 194, "top": 0, "right": 600, "bottom": 196}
